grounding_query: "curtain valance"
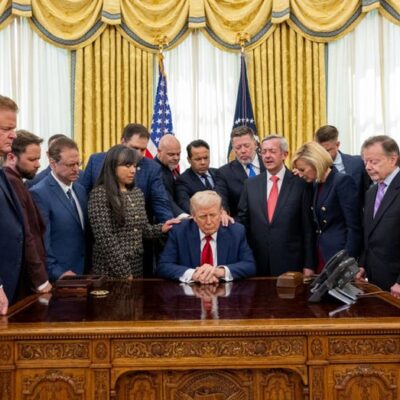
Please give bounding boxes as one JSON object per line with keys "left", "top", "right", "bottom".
{"left": 1, "top": 1, "right": 400, "bottom": 50}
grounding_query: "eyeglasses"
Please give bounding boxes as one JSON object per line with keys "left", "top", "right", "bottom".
{"left": 57, "top": 160, "right": 82, "bottom": 169}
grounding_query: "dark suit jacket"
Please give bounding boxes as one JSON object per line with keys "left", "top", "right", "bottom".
{"left": 216, "top": 156, "right": 266, "bottom": 217}
{"left": 0, "top": 169, "right": 24, "bottom": 304}
{"left": 155, "top": 157, "right": 185, "bottom": 217}
{"left": 157, "top": 219, "right": 256, "bottom": 280}
{"left": 25, "top": 165, "right": 84, "bottom": 188}
{"left": 313, "top": 167, "right": 362, "bottom": 263}
{"left": 236, "top": 169, "right": 315, "bottom": 276}
{"left": 341, "top": 151, "right": 370, "bottom": 204}
{"left": 4, "top": 167, "right": 48, "bottom": 292}
{"left": 81, "top": 152, "right": 172, "bottom": 223}
{"left": 30, "top": 174, "right": 88, "bottom": 281}
{"left": 362, "top": 170, "right": 400, "bottom": 291}
{"left": 175, "top": 167, "right": 218, "bottom": 214}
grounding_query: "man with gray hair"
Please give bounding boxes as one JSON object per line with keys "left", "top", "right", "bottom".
{"left": 237, "top": 135, "right": 315, "bottom": 276}
{"left": 359, "top": 135, "right": 400, "bottom": 297}
{"left": 157, "top": 190, "right": 256, "bottom": 283}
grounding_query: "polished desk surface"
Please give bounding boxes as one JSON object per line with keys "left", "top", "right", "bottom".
{"left": 5, "top": 278, "right": 400, "bottom": 328}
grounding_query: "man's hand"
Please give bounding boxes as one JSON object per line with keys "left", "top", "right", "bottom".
{"left": 192, "top": 264, "right": 219, "bottom": 284}
{"left": 60, "top": 270, "right": 76, "bottom": 278}
{"left": 37, "top": 282, "right": 52, "bottom": 293}
{"left": 355, "top": 267, "right": 366, "bottom": 281}
{"left": 0, "top": 287, "right": 9, "bottom": 316}
{"left": 220, "top": 210, "right": 234, "bottom": 227}
{"left": 390, "top": 283, "right": 400, "bottom": 299}
{"left": 303, "top": 268, "right": 314, "bottom": 277}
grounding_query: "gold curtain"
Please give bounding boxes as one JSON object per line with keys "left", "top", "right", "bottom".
{"left": 247, "top": 23, "right": 326, "bottom": 156}
{"left": 74, "top": 26, "right": 153, "bottom": 164}
{"left": 2, "top": 1, "right": 400, "bottom": 51}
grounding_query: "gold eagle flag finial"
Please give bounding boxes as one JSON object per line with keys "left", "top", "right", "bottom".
{"left": 236, "top": 32, "right": 250, "bottom": 53}
{"left": 155, "top": 35, "right": 169, "bottom": 76}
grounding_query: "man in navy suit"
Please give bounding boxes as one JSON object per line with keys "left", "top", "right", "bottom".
{"left": 30, "top": 138, "right": 88, "bottom": 281}
{"left": 155, "top": 134, "right": 188, "bottom": 217}
{"left": 0, "top": 95, "right": 24, "bottom": 314}
{"left": 216, "top": 126, "right": 266, "bottom": 218}
{"left": 315, "top": 125, "right": 370, "bottom": 203}
{"left": 359, "top": 135, "right": 400, "bottom": 297}
{"left": 175, "top": 139, "right": 218, "bottom": 214}
{"left": 157, "top": 191, "right": 256, "bottom": 283}
{"left": 237, "top": 135, "right": 315, "bottom": 277}
{"left": 81, "top": 123, "right": 172, "bottom": 223}
{"left": 26, "top": 134, "right": 84, "bottom": 189}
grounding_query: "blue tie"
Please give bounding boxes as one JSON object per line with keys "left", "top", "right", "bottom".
{"left": 66, "top": 189, "right": 81, "bottom": 226}
{"left": 247, "top": 164, "right": 256, "bottom": 177}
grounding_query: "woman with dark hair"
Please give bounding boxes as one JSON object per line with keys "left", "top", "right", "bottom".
{"left": 88, "top": 144, "right": 179, "bottom": 279}
{"left": 292, "top": 141, "right": 362, "bottom": 273}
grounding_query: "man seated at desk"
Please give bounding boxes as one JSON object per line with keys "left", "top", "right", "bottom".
{"left": 157, "top": 190, "right": 256, "bottom": 283}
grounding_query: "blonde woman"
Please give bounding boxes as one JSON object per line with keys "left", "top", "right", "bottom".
{"left": 292, "top": 141, "right": 362, "bottom": 273}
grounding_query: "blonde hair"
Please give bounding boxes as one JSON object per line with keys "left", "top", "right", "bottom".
{"left": 190, "top": 190, "right": 222, "bottom": 215}
{"left": 292, "top": 141, "right": 332, "bottom": 182}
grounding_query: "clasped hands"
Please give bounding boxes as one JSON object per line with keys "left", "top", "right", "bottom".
{"left": 192, "top": 264, "right": 225, "bottom": 284}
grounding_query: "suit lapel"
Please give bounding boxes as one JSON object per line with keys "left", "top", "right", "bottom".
{"left": 315, "top": 168, "right": 336, "bottom": 209}
{"left": 368, "top": 173, "right": 400, "bottom": 235}
{"left": 216, "top": 228, "right": 228, "bottom": 265}
{"left": 256, "top": 173, "right": 269, "bottom": 224}
{"left": 0, "top": 169, "right": 23, "bottom": 221}
{"left": 48, "top": 175, "right": 82, "bottom": 227}
{"left": 188, "top": 221, "right": 201, "bottom": 266}
{"left": 232, "top": 160, "right": 248, "bottom": 181}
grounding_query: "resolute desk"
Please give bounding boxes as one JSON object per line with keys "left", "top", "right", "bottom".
{"left": 1, "top": 278, "right": 400, "bottom": 399}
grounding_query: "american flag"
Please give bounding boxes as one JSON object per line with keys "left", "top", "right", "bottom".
{"left": 228, "top": 52, "right": 256, "bottom": 161}
{"left": 147, "top": 54, "right": 174, "bottom": 158}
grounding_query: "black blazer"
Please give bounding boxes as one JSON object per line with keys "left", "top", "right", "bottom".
{"left": 0, "top": 169, "right": 24, "bottom": 304}
{"left": 154, "top": 157, "right": 185, "bottom": 217}
{"left": 313, "top": 167, "right": 362, "bottom": 262}
{"left": 362, "top": 171, "right": 400, "bottom": 291}
{"left": 236, "top": 169, "right": 315, "bottom": 276}
{"left": 216, "top": 156, "right": 266, "bottom": 217}
{"left": 175, "top": 167, "right": 218, "bottom": 214}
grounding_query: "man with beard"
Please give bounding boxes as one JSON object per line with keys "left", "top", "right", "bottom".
{"left": 4, "top": 130, "right": 52, "bottom": 297}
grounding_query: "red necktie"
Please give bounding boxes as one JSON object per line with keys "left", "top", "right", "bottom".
{"left": 201, "top": 235, "right": 213, "bottom": 265}
{"left": 267, "top": 175, "right": 279, "bottom": 222}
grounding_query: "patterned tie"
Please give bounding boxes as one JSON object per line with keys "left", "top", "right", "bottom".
{"left": 267, "top": 175, "right": 279, "bottom": 222}
{"left": 201, "top": 174, "right": 213, "bottom": 189}
{"left": 201, "top": 235, "right": 213, "bottom": 265}
{"left": 247, "top": 164, "right": 256, "bottom": 177}
{"left": 373, "top": 182, "right": 386, "bottom": 217}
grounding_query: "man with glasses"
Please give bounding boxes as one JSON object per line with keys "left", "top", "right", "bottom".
{"left": 30, "top": 137, "right": 88, "bottom": 281}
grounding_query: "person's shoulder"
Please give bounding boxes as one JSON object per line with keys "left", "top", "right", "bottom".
{"left": 220, "top": 221, "right": 246, "bottom": 236}
{"left": 87, "top": 152, "right": 106, "bottom": 164}
{"left": 218, "top": 159, "right": 238, "bottom": 173}
{"left": 139, "top": 156, "right": 160, "bottom": 170}
{"left": 30, "top": 173, "right": 53, "bottom": 192}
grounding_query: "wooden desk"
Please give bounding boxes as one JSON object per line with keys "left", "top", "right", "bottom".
{"left": 1, "top": 278, "right": 400, "bottom": 399}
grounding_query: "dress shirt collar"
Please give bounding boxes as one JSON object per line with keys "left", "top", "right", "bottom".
{"left": 266, "top": 165, "right": 286, "bottom": 181}
{"left": 51, "top": 171, "right": 73, "bottom": 194}
{"left": 199, "top": 230, "right": 218, "bottom": 242}
{"left": 383, "top": 166, "right": 400, "bottom": 188}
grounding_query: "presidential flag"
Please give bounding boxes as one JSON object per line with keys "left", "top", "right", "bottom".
{"left": 147, "top": 54, "right": 174, "bottom": 158}
{"left": 228, "top": 52, "right": 256, "bottom": 160}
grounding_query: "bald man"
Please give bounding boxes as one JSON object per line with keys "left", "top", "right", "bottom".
{"left": 155, "top": 134, "right": 188, "bottom": 217}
